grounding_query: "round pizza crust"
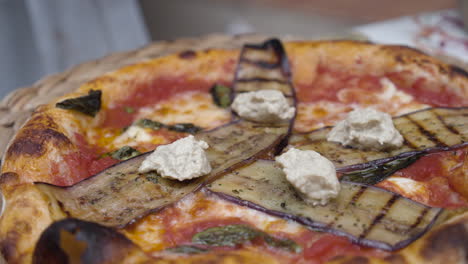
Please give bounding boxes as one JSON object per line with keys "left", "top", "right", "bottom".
{"left": 0, "top": 35, "right": 467, "bottom": 264}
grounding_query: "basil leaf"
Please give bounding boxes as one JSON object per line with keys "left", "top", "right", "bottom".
{"left": 264, "top": 236, "right": 302, "bottom": 253}
{"left": 168, "top": 123, "right": 202, "bottom": 134}
{"left": 103, "top": 146, "right": 141, "bottom": 161}
{"left": 192, "top": 224, "right": 301, "bottom": 252}
{"left": 210, "top": 84, "right": 232, "bottom": 108}
{"left": 165, "top": 245, "right": 208, "bottom": 255}
{"left": 124, "top": 106, "right": 135, "bottom": 113}
{"left": 56, "top": 90, "right": 102, "bottom": 117}
{"left": 340, "top": 153, "right": 423, "bottom": 185}
{"left": 135, "top": 119, "right": 164, "bottom": 130}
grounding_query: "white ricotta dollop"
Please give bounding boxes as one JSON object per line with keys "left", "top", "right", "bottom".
{"left": 275, "top": 148, "right": 340, "bottom": 206}
{"left": 138, "top": 135, "right": 212, "bottom": 181}
{"left": 327, "top": 108, "right": 403, "bottom": 150}
{"left": 231, "top": 89, "right": 295, "bottom": 123}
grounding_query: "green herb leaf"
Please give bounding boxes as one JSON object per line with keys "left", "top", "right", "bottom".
{"left": 135, "top": 119, "right": 164, "bottom": 130}
{"left": 192, "top": 224, "right": 301, "bottom": 253}
{"left": 165, "top": 245, "right": 208, "bottom": 255}
{"left": 168, "top": 123, "right": 202, "bottom": 134}
{"left": 103, "top": 146, "right": 141, "bottom": 161}
{"left": 56, "top": 90, "right": 102, "bottom": 117}
{"left": 340, "top": 153, "right": 423, "bottom": 185}
{"left": 145, "top": 171, "right": 159, "bottom": 184}
{"left": 210, "top": 84, "right": 232, "bottom": 108}
{"left": 124, "top": 106, "right": 135, "bottom": 113}
{"left": 192, "top": 225, "right": 259, "bottom": 247}
{"left": 264, "top": 236, "right": 302, "bottom": 253}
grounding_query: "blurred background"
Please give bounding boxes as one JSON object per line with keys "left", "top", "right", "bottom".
{"left": 0, "top": 0, "right": 462, "bottom": 98}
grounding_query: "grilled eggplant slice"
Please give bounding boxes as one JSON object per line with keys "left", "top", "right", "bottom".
{"left": 36, "top": 120, "right": 289, "bottom": 227}
{"left": 35, "top": 39, "right": 297, "bottom": 228}
{"left": 207, "top": 160, "right": 442, "bottom": 251}
{"left": 290, "top": 107, "right": 468, "bottom": 169}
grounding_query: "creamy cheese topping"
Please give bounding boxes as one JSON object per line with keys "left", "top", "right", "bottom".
{"left": 275, "top": 148, "right": 340, "bottom": 206}
{"left": 231, "top": 90, "right": 295, "bottom": 123}
{"left": 138, "top": 135, "right": 212, "bottom": 181}
{"left": 384, "top": 177, "right": 430, "bottom": 203}
{"left": 379, "top": 78, "right": 413, "bottom": 103}
{"left": 327, "top": 108, "right": 403, "bottom": 150}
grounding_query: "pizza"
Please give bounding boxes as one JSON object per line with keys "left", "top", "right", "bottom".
{"left": 0, "top": 38, "right": 467, "bottom": 264}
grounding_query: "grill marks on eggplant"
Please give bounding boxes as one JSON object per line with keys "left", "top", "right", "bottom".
{"left": 290, "top": 107, "right": 468, "bottom": 168}
{"left": 234, "top": 39, "right": 294, "bottom": 98}
{"left": 207, "top": 160, "right": 442, "bottom": 251}
{"left": 35, "top": 120, "right": 290, "bottom": 227}
{"left": 33, "top": 39, "right": 296, "bottom": 228}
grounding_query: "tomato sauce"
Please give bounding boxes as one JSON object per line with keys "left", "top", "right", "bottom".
{"left": 51, "top": 133, "right": 119, "bottom": 186}
{"left": 382, "top": 147, "right": 468, "bottom": 208}
{"left": 386, "top": 71, "right": 465, "bottom": 107}
{"left": 102, "top": 77, "right": 229, "bottom": 128}
{"left": 137, "top": 194, "right": 386, "bottom": 263}
{"left": 294, "top": 65, "right": 465, "bottom": 107}
{"left": 293, "top": 233, "right": 387, "bottom": 264}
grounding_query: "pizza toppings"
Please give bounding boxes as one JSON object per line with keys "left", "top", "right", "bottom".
{"left": 138, "top": 135, "right": 212, "bottom": 181}
{"left": 339, "top": 152, "right": 423, "bottom": 185}
{"left": 327, "top": 108, "right": 404, "bottom": 150}
{"left": 55, "top": 89, "right": 102, "bottom": 117}
{"left": 34, "top": 118, "right": 293, "bottom": 227}
{"left": 275, "top": 148, "right": 340, "bottom": 206}
{"left": 102, "top": 146, "right": 141, "bottom": 161}
{"left": 165, "top": 245, "right": 209, "bottom": 255}
{"left": 114, "top": 125, "right": 153, "bottom": 145}
{"left": 134, "top": 118, "right": 202, "bottom": 134}
{"left": 290, "top": 107, "right": 468, "bottom": 168}
{"left": 207, "top": 159, "right": 442, "bottom": 251}
{"left": 134, "top": 118, "right": 165, "bottom": 130}
{"left": 167, "top": 123, "right": 202, "bottom": 134}
{"left": 191, "top": 224, "right": 301, "bottom": 253}
{"left": 30, "top": 38, "right": 297, "bottom": 229}
{"left": 210, "top": 83, "right": 232, "bottom": 108}
{"left": 231, "top": 90, "right": 295, "bottom": 123}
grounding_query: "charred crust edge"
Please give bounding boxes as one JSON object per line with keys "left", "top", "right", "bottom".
{"left": 33, "top": 218, "right": 139, "bottom": 264}
{"left": 178, "top": 50, "right": 197, "bottom": 59}
{"left": 6, "top": 115, "right": 72, "bottom": 158}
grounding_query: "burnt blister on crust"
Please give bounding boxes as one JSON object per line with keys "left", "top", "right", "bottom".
{"left": 32, "top": 218, "right": 145, "bottom": 264}
{"left": 420, "top": 217, "right": 468, "bottom": 263}
{"left": 178, "top": 50, "right": 197, "bottom": 59}
{"left": 448, "top": 64, "right": 468, "bottom": 79}
{"left": 6, "top": 115, "right": 72, "bottom": 158}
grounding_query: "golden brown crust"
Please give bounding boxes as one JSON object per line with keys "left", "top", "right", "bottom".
{"left": 1, "top": 40, "right": 467, "bottom": 263}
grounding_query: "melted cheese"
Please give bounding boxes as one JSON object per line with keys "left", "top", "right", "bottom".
{"left": 381, "top": 177, "right": 430, "bottom": 204}
{"left": 137, "top": 92, "right": 231, "bottom": 129}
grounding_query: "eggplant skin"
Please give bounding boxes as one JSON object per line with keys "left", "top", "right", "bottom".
{"left": 290, "top": 107, "right": 468, "bottom": 169}
{"left": 207, "top": 159, "right": 442, "bottom": 251}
